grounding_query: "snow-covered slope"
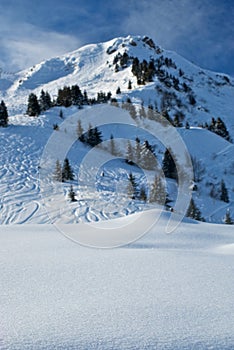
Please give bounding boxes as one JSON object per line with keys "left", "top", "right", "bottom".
{"left": 1, "top": 212, "right": 234, "bottom": 349}
{"left": 1, "top": 35, "right": 234, "bottom": 137}
{"left": 0, "top": 35, "right": 233, "bottom": 225}
{"left": 0, "top": 36, "right": 234, "bottom": 350}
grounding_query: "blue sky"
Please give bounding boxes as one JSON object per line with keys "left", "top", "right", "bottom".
{"left": 0, "top": 0, "right": 233, "bottom": 76}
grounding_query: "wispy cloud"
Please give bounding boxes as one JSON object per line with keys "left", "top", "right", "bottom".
{"left": 0, "top": 0, "right": 233, "bottom": 75}
{"left": 0, "top": 19, "right": 81, "bottom": 72}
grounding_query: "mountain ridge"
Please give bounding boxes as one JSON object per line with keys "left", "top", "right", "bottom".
{"left": 1, "top": 35, "right": 233, "bottom": 139}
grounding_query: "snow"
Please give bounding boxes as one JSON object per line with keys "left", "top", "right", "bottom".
{"left": 1, "top": 212, "right": 234, "bottom": 349}
{"left": 0, "top": 35, "right": 234, "bottom": 349}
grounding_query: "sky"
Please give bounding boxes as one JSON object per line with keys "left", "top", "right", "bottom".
{"left": 0, "top": 0, "right": 233, "bottom": 76}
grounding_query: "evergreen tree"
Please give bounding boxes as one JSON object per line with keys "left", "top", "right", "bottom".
{"left": 68, "top": 185, "right": 76, "bottom": 202}
{"left": 110, "top": 134, "right": 118, "bottom": 156}
{"left": 27, "top": 93, "right": 40, "bottom": 116}
{"left": 39, "top": 90, "right": 52, "bottom": 111}
{"left": 77, "top": 119, "right": 84, "bottom": 139}
{"left": 59, "top": 110, "right": 64, "bottom": 119}
{"left": 53, "top": 160, "right": 63, "bottom": 182}
{"left": 134, "top": 137, "right": 141, "bottom": 164}
{"left": 149, "top": 175, "right": 166, "bottom": 205}
{"left": 116, "top": 86, "right": 121, "bottom": 94}
{"left": 186, "top": 198, "right": 204, "bottom": 221}
{"left": 220, "top": 179, "right": 229, "bottom": 203}
{"left": 139, "top": 186, "right": 147, "bottom": 202}
{"left": 62, "top": 158, "right": 74, "bottom": 182}
{"left": 224, "top": 209, "right": 233, "bottom": 224}
{"left": 139, "top": 103, "right": 146, "bottom": 118}
{"left": 127, "top": 172, "right": 138, "bottom": 199}
{"left": 93, "top": 126, "right": 103, "bottom": 146}
{"left": 215, "top": 117, "right": 231, "bottom": 141}
{"left": 162, "top": 148, "right": 177, "bottom": 180}
{"left": 140, "top": 141, "right": 157, "bottom": 170}
{"left": 0, "top": 100, "right": 8, "bottom": 127}
{"left": 125, "top": 141, "right": 134, "bottom": 165}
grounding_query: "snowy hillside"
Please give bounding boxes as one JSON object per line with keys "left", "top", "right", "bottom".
{"left": 1, "top": 35, "right": 234, "bottom": 136}
{"left": 0, "top": 35, "right": 233, "bottom": 225}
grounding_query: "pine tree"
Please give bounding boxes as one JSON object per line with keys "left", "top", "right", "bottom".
{"left": 68, "top": 185, "right": 76, "bottom": 202}
{"left": 139, "top": 186, "right": 147, "bottom": 202}
{"left": 134, "top": 137, "right": 141, "bottom": 164}
{"left": 186, "top": 198, "right": 204, "bottom": 221}
{"left": 162, "top": 148, "right": 177, "bottom": 180}
{"left": 110, "top": 134, "right": 118, "bottom": 156}
{"left": 27, "top": 93, "right": 41, "bottom": 116}
{"left": 125, "top": 140, "right": 134, "bottom": 165}
{"left": 224, "top": 209, "right": 233, "bottom": 224}
{"left": 53, "top": 160, "right": 63, "bottom": 182}
{"left": 93, "top": 126, "right": 103, "bottom": 146}
{"left": 116, "top": 86, "right": 121, "bottom": 94}
{"left": 0, "top": 100, "right": 8, "bottom": 127}
{"left": 127, "top": 172, "right": 138, "bottom": 199}
{"left": 149, "top": 175, "right": 166, "bottom": 205}
{"left": 77, "top": 119, "right": 84, "bottom": 139}
{"left": 140, "top": 141, "right": 157, "bottom": 170}
{"left": 62, "top": 158, "right": 74, "bottom": 182}
{"left": 220, "top": 179, "right": 229, "bottom": 203}
{"left": 39, "top": 90, "right": 52, "bottom": 111}
{"left": 59, "top": 110, "right": 64, "bottom": 119}
{"left": 215, "top": 117, "right": 231, "bottom": 141}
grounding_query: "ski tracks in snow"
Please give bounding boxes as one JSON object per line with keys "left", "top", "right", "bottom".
{"left": 0, "top": 133, "right": 41, "bottom": 224}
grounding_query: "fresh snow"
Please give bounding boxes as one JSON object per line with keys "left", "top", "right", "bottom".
{"left": 1, "top": 212, "right": 234, "bottom": 349}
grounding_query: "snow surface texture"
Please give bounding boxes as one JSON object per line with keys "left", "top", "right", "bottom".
{"left": 1, "top": 211, "right": 234, "bottom": 349}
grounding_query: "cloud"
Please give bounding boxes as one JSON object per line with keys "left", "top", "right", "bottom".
{"left": 0, "top": 19, "right": 81, "bottom": 72}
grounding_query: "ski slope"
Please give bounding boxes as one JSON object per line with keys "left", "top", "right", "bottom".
{"left": 0, "top": 35, "right": 234, "bottom": 350}
{"left": 0, "top": 104, "right": 233, "bottom": 225}
{"left": 1, "top": 211, "right": 234, "bottom": 349}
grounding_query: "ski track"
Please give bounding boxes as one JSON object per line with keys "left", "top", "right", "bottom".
{"left": 0, "top": 133, "right": 41, "bottom": 224}
{"left": 0, "top": 131, "right": 145, "bottom": 225}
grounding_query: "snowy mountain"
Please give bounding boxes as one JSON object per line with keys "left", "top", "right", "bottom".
{"left": 0, "top": 35, "right": 234, "bottom": 225}
{"left": 1, "top": 36, "right": 234, "bottom": 350}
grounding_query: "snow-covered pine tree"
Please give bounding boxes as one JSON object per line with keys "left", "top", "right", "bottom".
{"left": 134, "top": 137, "right": 141, "bottom": 164}
{"left": 110, "top": 134, "right": 118, "bottom": 156}
{"left": 186, "top": 198, "right": 204, "bottom": 221}
{"left": 53, "top": 160, "right": 63, "bottom": 182}
{"left": 125, "top": 140, "right": 134, "bottom": 165}
{"left": 140, "top": 141, "right": 157, "bottom": 170}
{"left": 127, "top": 172, "right": 138, "bottom": 199}
{"left": 224, "top": 209, "right": 233, "bottom": 224}
{"left": 139, "top": 186, "right": 147, "bottom": 202}
{"left": 149, "top": 175, "right": 166, "bottom": 205}
{"left": 0, "top": 100, "right": 8, "bottom": 127}
{"left": 77, "top": 119, "right": 84, "bottom": 139}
